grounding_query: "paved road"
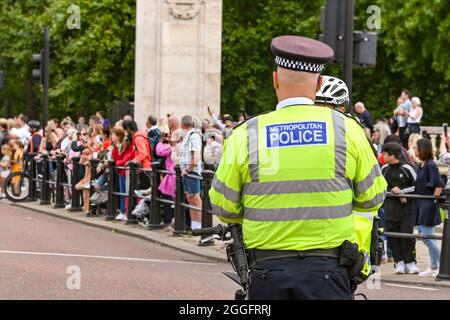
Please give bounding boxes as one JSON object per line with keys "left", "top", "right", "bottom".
{"left": 1, "top": 202, "right": 450, "bottom": 300}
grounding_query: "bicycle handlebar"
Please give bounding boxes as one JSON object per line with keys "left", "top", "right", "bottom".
{"left": 192, "top": 224, "right": 227, "bottom": 237}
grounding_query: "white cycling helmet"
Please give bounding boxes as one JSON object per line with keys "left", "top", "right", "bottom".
{"left": 315, "top": 75, "right": 349, "bottom": 107}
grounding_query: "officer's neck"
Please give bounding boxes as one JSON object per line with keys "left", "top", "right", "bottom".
{"left": 277, "top": 86, "right": 316, "bottom": 102}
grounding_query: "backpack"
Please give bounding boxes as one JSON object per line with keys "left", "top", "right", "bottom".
{"left": 203, "top": 141, "right": 222, "bottom": 166}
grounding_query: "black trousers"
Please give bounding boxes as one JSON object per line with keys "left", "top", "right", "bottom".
{"left": 248, "top": 256, "right": 353, "bottom": 300}
{"left": 385, "top": 219, "right": 416, "bottom": 264}
{"left": 399, "top": 126, "right": 408, "bottom": 148}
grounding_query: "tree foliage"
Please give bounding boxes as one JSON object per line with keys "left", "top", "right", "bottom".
{"left": 221, "top": 0, "right": 450, "bottom": 125}
{"left": 0, "top": 0, "right": 135, "bottom": 119}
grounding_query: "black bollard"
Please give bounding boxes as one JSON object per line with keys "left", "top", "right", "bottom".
{"left": 173, "top": 165, "right": 186, "bottom": 235}
{"left": 126, "top": 161, "right": 139, "bottom": 225}
{"left": 69, "top": 156, "right": 82, "bottom": 212}
{"left": 437, "top": 184, "right": 450, "bottom": 281}
{"left": 54, "top": 155, "right": 65, "bottom": 208}
{"left": 39, "top": 154, "right": 51, "bottom": 205}
{"left": 88, "top": 158, "right": 100, "bottom": 216}
{"left": 28, "top": 153, "right": 37, "bottom": 201}
{"left": 105, "top": 160, "right": 118, "bottom": 221}
{"left": 149, "top": 163, "right": 162, "bottom": 229}
{"left": 199, "top": 170, "right": 215, "bottom": 245}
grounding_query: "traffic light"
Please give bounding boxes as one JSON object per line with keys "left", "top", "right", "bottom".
{"left": 319, "top": 0, "right": 346, "bottom": 63}
{"left": 320, "top": 0, "right": 378, "bottom": 67}
{"left": 353, "top": 31, "right": 377, "bottom": 66}
{"left": 31, "top": 27, "right": 50, "bottom": 127}
{"left": 31, "top": 51, "right": 44, "bottom": 84}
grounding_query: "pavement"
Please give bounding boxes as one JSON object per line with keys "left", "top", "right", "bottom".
{"left": 9, "top": 200, "right": 450, "bottom": 289}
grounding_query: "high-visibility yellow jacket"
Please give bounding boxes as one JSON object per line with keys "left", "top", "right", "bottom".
{"left": 209, "top": 102, "right": 387, "bottom": 251}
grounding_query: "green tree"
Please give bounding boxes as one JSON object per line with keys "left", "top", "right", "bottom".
{"left": 0, "top": 0, "right": 135, "bottom": 120}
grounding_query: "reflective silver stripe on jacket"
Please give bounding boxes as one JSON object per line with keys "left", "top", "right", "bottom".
{"left": 212, "top": 175, "right": 241, "bottom": 203}
{"left": 353, "top": 191, "right": 387, "bottom": 209}
{"left": 332, "top": 111, "right": 346, "bottom": 178}
{"left": 211, "top": 204, "right": 242, "bottom": 219}
{"left": 243, "top": 177, "right": 350, "bottom": 195}
{"left": 353, "top": 211, "right": 375, "bottom": 223}
{"left": 244, "top": 203, "right": 353, "bottom": 221}
{"left": 354, "top": 164, "right": 383, "bottom": 196}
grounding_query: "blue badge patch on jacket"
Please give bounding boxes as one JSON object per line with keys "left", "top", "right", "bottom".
{"left": 266, "top": 121, "right": 328, "bottom": 148}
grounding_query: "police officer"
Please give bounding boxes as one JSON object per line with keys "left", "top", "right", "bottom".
{"left": 209, "top": 35, "right": 387, "bottom": 300}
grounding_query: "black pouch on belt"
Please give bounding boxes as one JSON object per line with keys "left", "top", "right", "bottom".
{"left": 338, "top": 240, "right": 359, "bottom": 267}
{"left": 339, "top": 240, "right": 366, "bottom": 280}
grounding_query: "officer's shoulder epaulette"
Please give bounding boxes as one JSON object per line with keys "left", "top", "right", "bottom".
{"left": 332, "top": 109, "right": 365, "bottom": 130}
{"left": 231, "top": 111, "right": 272, "bottom": 131}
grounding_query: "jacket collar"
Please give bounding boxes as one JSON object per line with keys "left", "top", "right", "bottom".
{"left": 276, "top": 97, "right": 315, "bottom": 110}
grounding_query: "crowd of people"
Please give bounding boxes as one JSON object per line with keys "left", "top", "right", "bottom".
{"left": 352, "top": 89, "right": 446, "bottom": 278}
{"left": 0, "top": 109, "right": 241, "bottom": 231}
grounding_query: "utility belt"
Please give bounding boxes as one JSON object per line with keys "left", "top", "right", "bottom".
{"left": 249, "top": 247, "right": 340, "bottom": 263}
{"left": 249, "top": 242, "right": 371, "bottom": 289}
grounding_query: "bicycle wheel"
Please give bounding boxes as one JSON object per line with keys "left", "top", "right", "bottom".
{"left": 4, "top": 172, "right": 30, "bottom": 202}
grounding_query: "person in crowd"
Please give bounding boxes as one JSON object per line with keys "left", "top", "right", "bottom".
{"left": 9, "top": 114, "right": 30, "bottom": 145}
{"left": 207, "top": 106, "right": 225, "bottom": 130}
{"left": 372, "top": 119, "right": 392, "bottom": 154}
{"left": 27, "top": 120, "right": 42, "bottom": 155}
{"left": 406, "top": 97, "right": 423, "bottom": 135}
{"left": 96, "top": 111, "right": 110, "bottom": 130}
{"left": 414, "top": 138, "right": 443, "bottom": 277}
{"left": 48, "top": 118, "right": 64, "bottom": 140}
{"left": 89, "top": 115, "right": 101, "bottom": 128}
{"left": 179, "top": 115, "right": 203, "bottom": 231}
{"left": 112, "top": 128, "right": 134, "bottom": 221}
{"left": 0, "top": 118, "right": 9, "bottom": 146}
{"left": 203, "top": 133, "right": 223, "bottom": 171}
{"left": 122, "top": 120, "right": 152, "bottom": 190}
{"left": 381, "top": 142, "right": 419, "bottom": 274}
{"left": 75, "top": 147, "right": 93, "bottom": 215}
{"left": 76, "top": 116, "right": 89, "bottom": 131}
{"left": 384, "top": 134, "right": 415, "bottom": 165}
{"left": 155, "top": 132, "right": 177, "bottom": 227}
{"left": 123, "top": 115, "right": 133, "bottom": 122}
{"left": 10, "top": 140, "right": 24, "bottom": 195}
{"left": 394, "top": 89, "right": 413, "bottom": 148}
{"left": 221, "top": 114, "right": 234, "bottom": 139}
{"left": 439, "top": 132, "right": 450, "bottom": 165}
{"left": 0, "top": 144, "right": 13, "bottom": 198}
{"left": 407, "top": 133, "right": 422, "bottom": 168}
{"left": 146, "top": 115, "right": 161, "bottom": 164}
{"left": 354, "top": 101, "right": 374, "bottom": 134}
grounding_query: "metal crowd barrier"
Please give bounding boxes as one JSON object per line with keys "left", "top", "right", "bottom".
{"left": 384, "top": 191, "right": 450, "bottom": 281}
{"left": 25, "top": 153, "right": 215, "bottom": 244}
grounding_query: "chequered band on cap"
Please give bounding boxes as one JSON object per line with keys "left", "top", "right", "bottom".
{"left": 275, "top": 56, "right": 325, "bottom": 73}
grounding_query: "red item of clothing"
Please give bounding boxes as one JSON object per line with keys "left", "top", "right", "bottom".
{"left": 377, "top": 153, "right": 385, "bottom": 166}
{"left": 112, "top": 143, "right": 135, "bottom": 176}
{"left": 132, "top": 131, "right": 152, "bottom": 168}
{"left": 103, "top": 138, "right": 112, "bottom": 151}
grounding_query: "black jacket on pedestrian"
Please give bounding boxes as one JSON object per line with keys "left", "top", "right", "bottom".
{"left": 381, "top": 162, "right": 416, "bottom": 221}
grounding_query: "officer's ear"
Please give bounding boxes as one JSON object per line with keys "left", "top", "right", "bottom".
{"left": 316, "top": 75, "right": 324, "bottom": 93}
{"left": 273, "top": 71, "right": 279, "bottom": 90}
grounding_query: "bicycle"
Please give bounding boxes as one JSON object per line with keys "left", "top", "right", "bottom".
{"left": 4, "top": 158, "right": 33, "bottom": 202}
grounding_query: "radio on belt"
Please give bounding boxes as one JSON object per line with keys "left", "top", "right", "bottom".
{"left": 266, "top": 121, "right": 328, "bottom": 148}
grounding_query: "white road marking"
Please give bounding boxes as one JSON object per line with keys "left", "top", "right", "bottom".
{"left": 0, "top": 250, "right": 217, "bottom": 266}
{"left": 384, "top": 283, "right": 439, "bottom": 291}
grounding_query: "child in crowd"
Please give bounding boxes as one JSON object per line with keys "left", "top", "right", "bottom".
{"left": 11, "top": 140, "right": 24, "bottom": 195}
{"left": 0, "top": 144, "right": 13, "bottom": 198}
{"left": 381, "top": 142, "right": 419, "bottom": 274}
{"left": 75, "top": 147, "right": 93, "bottom": 215}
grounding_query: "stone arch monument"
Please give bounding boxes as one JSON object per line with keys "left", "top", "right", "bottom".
{"left": 134, "top": 0, "right": 222, "bottom": 128}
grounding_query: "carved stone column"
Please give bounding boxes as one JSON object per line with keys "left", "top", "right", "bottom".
{"left": 134, "top": 0, "right": 222, "bottom": 128}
